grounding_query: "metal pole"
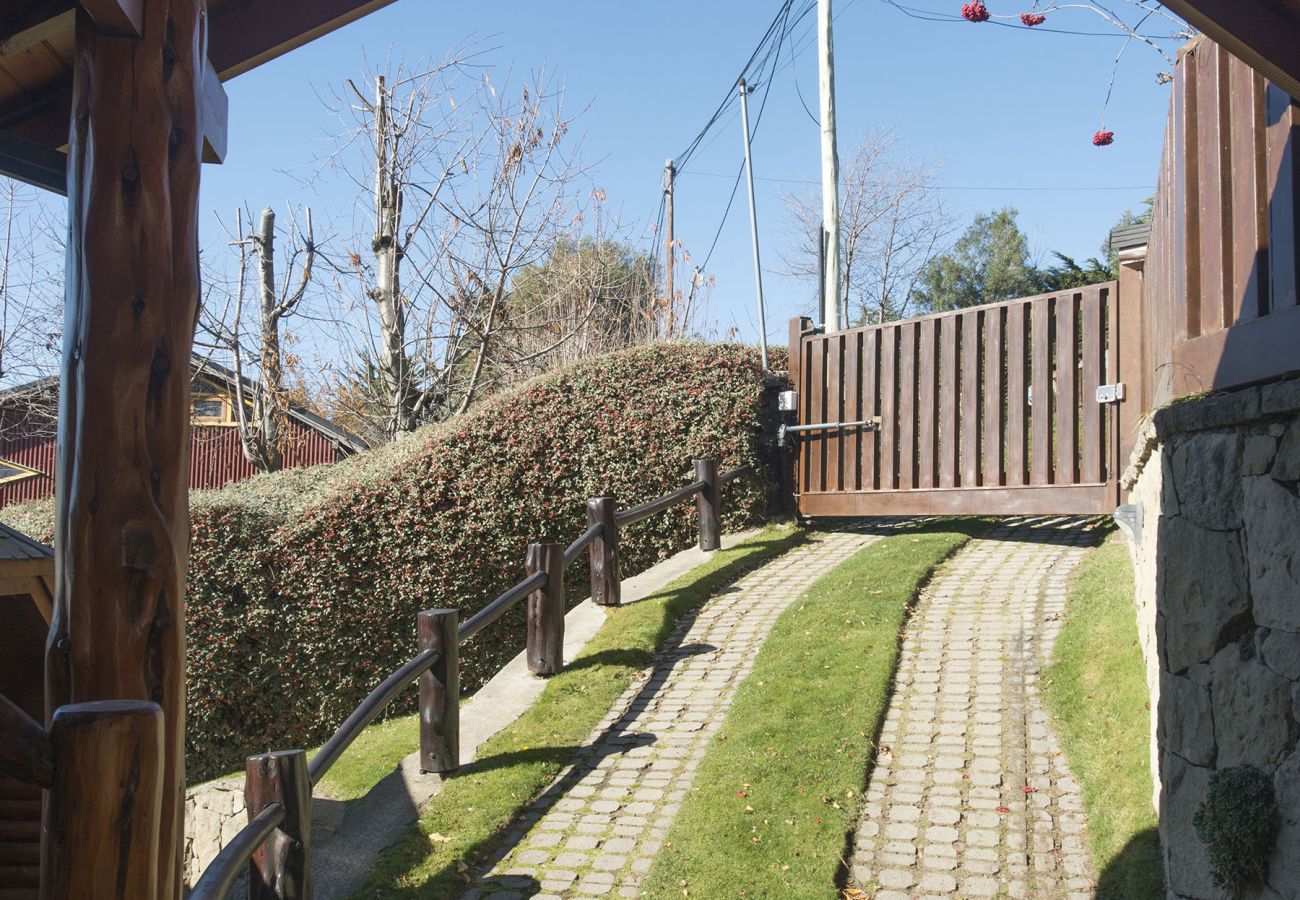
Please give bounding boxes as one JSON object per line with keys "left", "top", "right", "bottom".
{"left": 664, "top": 158, "right": 675, "bottom": 334}
{"left": 738, "top": 78, "right": 770, "bottom": 371}
{"left": 819, "top": 0, "right": 842, "bottom": 332}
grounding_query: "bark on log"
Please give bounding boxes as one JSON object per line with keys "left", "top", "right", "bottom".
{"left": 418, "top": 609, "right": 459, "bottom": 773}
{"left": 246, "top": 750, "right": 311, "bottom": 900}
{"left": 41, "top": 700, "right": 165, "bottom": 900}
{"left": 587, "top": 497, "right": 620, "bottom": 607}
{"left": 694, "top": 459, "right": 721, "bottom": 551}
{"left": 46, "top": 3, "right": 208, "bottom": 897}
{"left": 526, "top": 542, "right": 565, "bottom": 676}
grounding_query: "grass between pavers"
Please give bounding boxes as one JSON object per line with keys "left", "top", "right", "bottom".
{"left": 641, "top": 522, "right": 979, "bottom": 899}
{"left": 355, "top": 523, "right": 807, "bottom": 897}
{"left": 1044, "top": 534, "right": 1164, "bottom": 899}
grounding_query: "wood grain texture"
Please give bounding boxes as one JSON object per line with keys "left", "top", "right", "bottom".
{"left": 0, "top": 694, "right": 50, "bottom": 788}
{"left": 48, "top": 5, "right": 208, "bottom": 896}
{"left": 1080, "top": 289, "right": 1104, "bottom": 484}
{"left": 982, "top": 306, "right": 1004, "bottom": 487}
{"left": 879, "top": 327, "right": 897, "bottom": 490}
{"left": 41, "top": 701, "right": 164, "bottom": 900}
{"left": 917, "top": 318, "right": 937, "bottom": 490}
{"left": 418, "top": 609, "right": 459, "bottom": 773}
{"left": 861, "top": 329, "right": 878, "bottom": 491}
{"left": 938, "top": 315, "right": 958, "bottom": 488}
{"left": 1006, "top": 303, "right": 1028, "bottom": 486}
{"left": 246, "top": 750, "right": 311, "bottom": 900}
{"left": 1054, "top": 292, "right": 1078, "bottom": 485}
{"left": 960, "top": 310, "right": 980, "bottom": 488}
{"left": 1030, "top": 299, "right": 1052, "bottom": 485}
{"left": 693, "top": 459, "right": 721, "bottom": 552}
{"left": 586, "top": 497, "right": 620, "bottom": 607}
{"left": 897, "top": 322, "right": 916, "bottom": 491}
{"left": 526, "top": 543, "right": 565, "bottom": 677}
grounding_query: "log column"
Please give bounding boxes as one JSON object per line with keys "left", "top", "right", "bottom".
{"left": 46, "top": 3, "right": 209, "bottom": 897}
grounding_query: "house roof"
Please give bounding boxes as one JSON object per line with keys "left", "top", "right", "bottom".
{"left": 0, "top": 520, "right": 52, "bottom": 562}
{"left": 0, "top": 0, "right": 396, "bottom": 191}
{"left": 1159, "top": 1, "right": 1300, "bottom": 100}
{"left": 0, "top": 353, "right": 370, "bottom": 453}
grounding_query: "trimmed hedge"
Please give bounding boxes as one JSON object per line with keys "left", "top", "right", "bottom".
{"left": 4, "top": 342, "right": 784, "bottom": 781}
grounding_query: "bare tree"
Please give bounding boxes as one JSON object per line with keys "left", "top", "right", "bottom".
{"left": 783, "top": 130, "right": 952, "bottom": 326}
{"left": 0, "top": 178, "right": 63, "bottom": 440}
{"left": 199, "top": 205, "right": 316, "bottom": 472}
{"left": 322, "top": 52, "right": 596, "bottom": 439}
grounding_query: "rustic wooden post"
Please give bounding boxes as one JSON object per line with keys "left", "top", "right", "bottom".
{"left": 42, "top": 701, "right": 164, "bottom": 900}
{"left": 418, "top": 609, "right": 459, "bottom": 773}
{"left": 526, "top": 542, "right": 566, "bottom": 676}
{"left": 694, "top": 459, "right": 721, "bottom": 551}
{"left": 47, "top": 2, "right": 211, "bottom": 895}
{"left": 587, "top": 497, "right": 621, "bottom": 607}
{"left": 245, "top": 750, "right": 311, "bottom": 900}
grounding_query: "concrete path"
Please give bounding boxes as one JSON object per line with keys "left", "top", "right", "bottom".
{"left": 848, "top": 517, "right": 1100, "bottom": 899}
{"left": 465, "top": 524, "right": 900, "bottom": 899}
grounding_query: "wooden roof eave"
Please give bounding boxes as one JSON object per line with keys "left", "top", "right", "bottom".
{"left": 1160, "top": 0, "right": 1300, "bottom": 100}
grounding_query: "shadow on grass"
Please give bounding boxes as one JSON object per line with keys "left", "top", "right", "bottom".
{"left": 362, "top": 526, "right": 808, "bottom": 897}
{"left": 1095, "top": 826, "right": 1165, "bottom": 899}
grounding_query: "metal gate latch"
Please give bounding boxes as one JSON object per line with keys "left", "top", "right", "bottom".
{"left": 1096, "top": 383, "right": 1126, "bottom": 404}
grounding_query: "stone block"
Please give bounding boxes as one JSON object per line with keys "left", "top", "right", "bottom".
{"left": 1271, "top": 417, "right": 1300, "bottom": 483}
{"left": 1243, "top": 476, "right": 1300, "bottom": 632}
{"left": 1158, "top": 517, "right": 1249, "bottom": 673}
{"left": 1209, "top": 646, "right": 1294, "bottom": 769}
{"left": 1161, "top": 753, "right": 1230, "bottom": 900}
{"left": 1242, "top": 434, "right": 1279, "bottom": 476}
{"left": 1260, "top": 630, "right": 1300, "bottom": 681}
{"left": 1158, "top": 672, "right": 1215, "bottom": 767}
{"left": 1172, "top": 433, "right": 1244, "bottom": 530}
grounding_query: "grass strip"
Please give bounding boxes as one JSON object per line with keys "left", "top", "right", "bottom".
{"left": 358, "top": 524, "right": 807, "bottom": 896}
{"left": 641, "top": 523, "right": 976, "bottom": 899}
{"left": 1044, "top": 535, "right": 1164, "bottom": 899}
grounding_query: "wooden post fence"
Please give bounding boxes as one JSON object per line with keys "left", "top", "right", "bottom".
{"left": 587, "top": 497, "right": 621, "bottom": 607}
{"left": 418, "top": 609, "right": 460, "bottom": 773}
{"left": 694, "top": 459, "right": 721, "bottom": 551}
{"left": 526, "top": 542, "right": 566, "bottom": 676}
{"left": 245, "top": 750, "right": 311, "bottom": 900}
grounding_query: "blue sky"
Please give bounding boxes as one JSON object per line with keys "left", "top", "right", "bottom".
{"left": 201, "top": 0, "right": 1183, "bottom": 348}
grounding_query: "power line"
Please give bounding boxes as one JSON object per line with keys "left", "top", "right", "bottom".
{"left": 682, "top": 170, "right": 1157, "bottom": 191}
{"left": 877, "top": 0, "right": 1184, "bottom": 39}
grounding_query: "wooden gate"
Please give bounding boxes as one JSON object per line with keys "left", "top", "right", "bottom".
{"left": 788, "top": 282, "right": 1131, "bottom": 517}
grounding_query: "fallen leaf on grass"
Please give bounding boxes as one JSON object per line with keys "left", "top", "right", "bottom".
{"left": 429, "top": 833, "right": 452, "bottom": 844}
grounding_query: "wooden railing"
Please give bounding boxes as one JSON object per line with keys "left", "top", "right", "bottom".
{"left": 150, "top": 458, "right": 750, "bottom": 900}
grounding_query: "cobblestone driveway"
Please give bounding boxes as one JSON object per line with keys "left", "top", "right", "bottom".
{"left": 465, "top": 525, "right": 898, "bottom": 899}
{"left": 849, "top": 517, "right": 1100, "bottom": 899}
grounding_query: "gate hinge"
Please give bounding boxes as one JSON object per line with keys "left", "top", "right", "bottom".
{"left": 1096, "top": 383, "right": 1126, "bottom": 404}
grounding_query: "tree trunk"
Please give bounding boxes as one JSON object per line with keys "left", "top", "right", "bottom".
{"left": 48, "top": 3, "right": 207, "bottom": 896}
{"left": 256, "top": 207, "right": 283, "bottom": 471}
{"left": 370, "top": 74, "right": 409, "bottom": 440}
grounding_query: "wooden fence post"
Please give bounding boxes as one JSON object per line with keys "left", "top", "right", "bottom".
{"left": 587, "top": 497, "right": 621, "bottom": 607}
{"left": 527, "top": 542, "right": 566, "bottom": 676}
{"left": 418, "top": 609, "right": 460, "bottom": 773}
{"left": 42, "top": 700, "right": 164, "bottom": 900}
{"left": 246, "top": 749, "right": 311, "bottom": 900}
{"left": 694, "top": 459, "right": 721, "bottom": 551}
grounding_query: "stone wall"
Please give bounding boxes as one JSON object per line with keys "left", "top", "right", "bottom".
{"left": 183, "top": 775, "right": 245, "bottom": 889}
{"left": 1123, "top": 376, "right": 1300, "bottom": 900}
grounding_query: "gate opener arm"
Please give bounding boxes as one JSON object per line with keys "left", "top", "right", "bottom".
{"left": 778, "top": 417, "right": 881, "bottom": 447}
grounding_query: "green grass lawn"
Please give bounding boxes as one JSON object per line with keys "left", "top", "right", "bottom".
{"left": 640, "top": 523, "right": 977, "bottom": 899}
{"left": 1044, "top": 535, "right": 1164, "bottom": 899}
{"left": 356, "top": 524, "right": 807, "bottom": 897}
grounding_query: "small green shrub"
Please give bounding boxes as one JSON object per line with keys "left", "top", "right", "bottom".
{"left": 4, "top": 342, "right": 784, "bottom": 781}
{"left": 1193, "top": 764, "right": 1279, "bottom": 891}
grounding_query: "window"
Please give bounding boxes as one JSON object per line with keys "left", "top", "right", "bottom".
{"left": 192, "top": 396, "right": 231, "bottom": 424}
{"left": 0, "top": 459, "right": 40, "bottom": 485}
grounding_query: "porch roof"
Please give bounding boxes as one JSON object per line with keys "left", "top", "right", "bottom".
{"left": 0, "top": 0, "right": 396, "bottom": 192}
{"left": 1159, "top": 0, "right": 1300, "bottom": 101}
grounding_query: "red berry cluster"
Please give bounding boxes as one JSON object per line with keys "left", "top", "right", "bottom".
{"left": 1020, "top": 12, "right": 1046, "bottom": 26}
{"left": 1093, "top": 130, "right": 1115, "bottom": 146}
{"left": 961, "top": 2, "right": 991, "bottom": 22}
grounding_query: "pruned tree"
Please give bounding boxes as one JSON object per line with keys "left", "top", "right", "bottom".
{"left": 322, "top": 52, "right": 596, "bottom": 439}
{"left": 783, "top": 130, "right": 951, "bottom": 327}
{"left": 199, "top": 205, "right": 317, "bottom": 472}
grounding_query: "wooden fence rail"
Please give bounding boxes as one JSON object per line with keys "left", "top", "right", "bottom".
{"left": 177, "top": 458, "right": 752, "bottom": 900}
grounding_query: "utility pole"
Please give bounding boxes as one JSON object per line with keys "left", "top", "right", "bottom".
{"left": 664, "top": 158, "right": 675, "bottom": 335}
{"left": 819, "top": 0, "right": 842, "bottom": 331}
{"left": 738, "top": 78, "right": 770, "bottom": 371}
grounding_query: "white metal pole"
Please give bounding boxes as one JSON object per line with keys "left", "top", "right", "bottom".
{"left": 819, "top": 0, "right": 842, "bottom": 331}
{"left": 738, "top": 78, "right": 770, "bottom": 371}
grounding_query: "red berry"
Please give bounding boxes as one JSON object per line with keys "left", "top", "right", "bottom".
{"left": 961, "top": 2, "right": 991, "bottom": 22}
{"left": 1020, "top": 12, "right": 1046, "bottom": 26}
{"left": 1092, "top": 130, "right": 1115, "bottom": 147}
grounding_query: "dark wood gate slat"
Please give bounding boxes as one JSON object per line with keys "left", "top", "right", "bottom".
{"left": 982, "top": 306, "right": 1005, "bottom": 487}
{"left": 1081, "top": 290, "right": 1104, "bottom": 484}
{"left": 918, "top": 318, "right": 938, "bottom": 490}
{"left": 1031, "top": 298, "right": 1053, "bottom": 485}
{"left": 846, "top": 331, "right": 862, "bottom": 491}
{"left": 898, "top": 322, "right": 917, "bottom": 491}
{"left": 1229, "top": 60, "right": 1268, "bottom": 324}
{"left": 879, "top": 326, "right": 898, "bottom": 490}
{"left": 809, "top": 337, "right": 825, "bottom": 493}
{"left": 960, "top": 310, "right": 981, "bottom": 488}
{"left": 938, "top": 316, "right": 958, "bottom": 489}
{"left": 1006, "top": 303, "right": 1028, "bottom": 486}
{"left": 826, "top": 335, "right": 843, "bottom": 493}
{"left": 862, "top": 329, "right": 879, "bottom": 490}
{"left": 1055, "top": 292, "right": 1079, "bottom": 486}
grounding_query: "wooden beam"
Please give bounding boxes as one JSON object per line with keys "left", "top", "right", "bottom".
{"left": 0, "top": 130, "right": 66, "bottom": 193}
{"left": 201, "top": 56, "right": 226, "bottom": 163}
{"left": 79, "top": 0, "right": 143, "bottom": 37}
{"left": 207, "top": 0, "right": 397, "bottom": 79}
{"left": 1161, "top": 0, "right": 1300, "bottom": 100}
{"left": 0, "top": 4, "right": 72, "bottom": 57}
{"left": 46, "top": 1, "right": 206, "bottom": 895}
